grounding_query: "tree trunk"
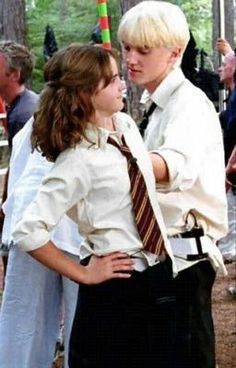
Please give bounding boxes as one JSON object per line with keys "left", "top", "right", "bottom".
{"left": 0, "top": 0, "right": 27, "bottom": 45}
{"left": 60, "top": 0, "right": 68, "bottom": 21}
{"left": 119, "top": 0, "right": 145, "bottom": 123}
{"left": 212, "top": 0, "right": 234, "bottom": 69}
{"left": 0, "top": 1, "right": 3, "bottom": 37}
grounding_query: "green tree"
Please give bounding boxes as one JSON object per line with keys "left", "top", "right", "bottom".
{"left": 26, "top": 0, "right": 102, "bottom": 91}
{"left": 24, "top": 0, "right": 233, "bottom": 94}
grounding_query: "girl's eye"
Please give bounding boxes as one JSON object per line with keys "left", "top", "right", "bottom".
{"left": 111, "top": 75, "right": 119, "bottom": 83}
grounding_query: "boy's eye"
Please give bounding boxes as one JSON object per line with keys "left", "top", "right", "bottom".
{"left": 123, "top": 43, "right": 151, "bottom": 55}
{"left": 123, "top": 44, "right": 130, "bottom": 52}
{"left": 137, "top": 47, "right": 151, "bottom": 55}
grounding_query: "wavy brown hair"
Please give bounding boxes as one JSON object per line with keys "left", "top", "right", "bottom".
{"left": 32, "top": 44, "right": 116, "bottom": 161}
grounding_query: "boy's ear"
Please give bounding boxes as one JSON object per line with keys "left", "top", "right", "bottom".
{"left": 169, "top": 47, "right": 182, "bottom": 64}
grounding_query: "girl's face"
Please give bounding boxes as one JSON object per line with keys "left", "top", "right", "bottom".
{"left": 91, "top": 57, "right": 125, "bottom": 117}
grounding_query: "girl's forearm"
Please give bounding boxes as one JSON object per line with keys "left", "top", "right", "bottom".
{"left": 29, "top": 241, "right": 134, "bottom": 285}
{"left": 29, "top": 241, "right": 87, "bottom": 283}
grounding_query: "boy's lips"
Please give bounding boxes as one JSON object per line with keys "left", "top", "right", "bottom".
{"left": 128, "top": 67, "right": 141, "bottom": 73}
{"left": 128, "top": 68, "right": 142, "bottom": 79}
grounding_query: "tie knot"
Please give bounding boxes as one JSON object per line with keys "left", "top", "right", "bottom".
{"left": 107, "top": 135, "right": 133, "bottom": 161}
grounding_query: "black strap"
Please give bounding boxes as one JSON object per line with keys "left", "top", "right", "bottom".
{"left": 183, "top": 210, "right": 208, "bottom": 260}
{"left": 139, "top": 102, "right": 157, "bottom": 137}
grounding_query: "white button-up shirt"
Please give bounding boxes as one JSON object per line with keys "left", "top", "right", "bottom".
{"left": 3, "top": 118, "right": 82, "bottom": 255}
{"left": 142, "top": 68, "right": 228, "bottom": 273}
{"left": 13, "top": 112, "right": 176, "bottom": 273}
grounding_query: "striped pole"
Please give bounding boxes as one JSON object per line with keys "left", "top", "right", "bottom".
{"left": 97, "top": 0, "right": 111, "bottom": 49}
{"left": 218, "top": 0, "right": 226, "bottom": 112}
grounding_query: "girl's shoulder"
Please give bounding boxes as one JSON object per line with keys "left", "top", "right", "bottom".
{"left": 115, "top": 111, "right": 139, "bottom": 133}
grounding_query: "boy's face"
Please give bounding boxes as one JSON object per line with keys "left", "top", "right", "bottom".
{"left": 122, "top": 43, "right": 180, "bottom": 93}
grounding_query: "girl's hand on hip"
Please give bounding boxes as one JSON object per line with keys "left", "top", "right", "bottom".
{"left": 84, "top": 252, "right": 134, "bottom": 284}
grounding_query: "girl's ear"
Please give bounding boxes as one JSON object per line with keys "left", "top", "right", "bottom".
{"left": 75, "top": 91, "right": 94, "bottom": 121}
{"left": 80, "top": 90, "right": 91, "bottom": 106}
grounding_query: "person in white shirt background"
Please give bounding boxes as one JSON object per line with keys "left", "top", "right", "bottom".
{"left": 118, "top": 2, "right": 228, "bottom": 368}
{"left": 13, "top": 44, "right": 178, "bottom": 368}
{"left": 0, "top": 115, "right": 82, "bottom": 368}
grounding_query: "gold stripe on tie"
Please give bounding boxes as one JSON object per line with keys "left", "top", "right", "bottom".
{"left": 107, "top": 135, "right": 166, "bottom": 257}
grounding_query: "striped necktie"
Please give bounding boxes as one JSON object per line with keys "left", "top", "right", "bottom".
{"left": 107, "top": 135, "right": 165, "bottom": 256}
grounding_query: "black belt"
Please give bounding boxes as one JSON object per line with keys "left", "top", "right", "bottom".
{"left": 173, "top": 227, "right": 208, "bottom": 261}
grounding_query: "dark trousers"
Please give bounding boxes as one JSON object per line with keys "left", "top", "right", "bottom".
{"left": 69, "top": 257, "right": 176, "bottom": 368}
{"left": 175, "top": 260, "right": 216, "bottom": 368}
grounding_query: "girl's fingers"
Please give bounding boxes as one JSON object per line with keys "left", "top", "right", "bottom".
{"left": 111, "top": 272, "right": 132, "bottom": 279}
{"left": 112, "top": 258, "right": 134, "bottom": 266}
{"left": 113, "top": 264, "right": 134, "bottom": 272}
{"left": 108, "top": 252, "right": 131, "bottom": 260}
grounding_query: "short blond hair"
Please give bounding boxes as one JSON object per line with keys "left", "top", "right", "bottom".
{"left": 118, "top": 1, "right": 190, "bottom": 54}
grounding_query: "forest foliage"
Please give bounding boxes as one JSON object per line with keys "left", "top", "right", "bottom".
{"left": 26, "top": 0, "right": 212, "bottom": 93}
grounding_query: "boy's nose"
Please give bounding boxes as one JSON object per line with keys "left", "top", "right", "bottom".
{"left": 126, "top": 50, "right": 138, "bottom": 65}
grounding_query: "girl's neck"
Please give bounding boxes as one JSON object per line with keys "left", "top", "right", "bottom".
{"left": 91, "top": 115, "right": 115, "bottom": 131}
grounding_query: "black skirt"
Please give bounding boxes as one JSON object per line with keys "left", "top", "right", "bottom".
{"left": 69, "top": 257, "right": 176, "bottom": 368}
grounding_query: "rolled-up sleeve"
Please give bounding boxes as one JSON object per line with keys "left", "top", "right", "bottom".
{"left": 13, "top": 148, "right": 91, "bottom": 251}
{"left": 153, "top": 98, "right": 220, "bottom": 192}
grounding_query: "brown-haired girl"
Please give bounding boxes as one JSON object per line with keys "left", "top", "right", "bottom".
{"left": 13, "top": 44, "right": 176, "bottom": 368}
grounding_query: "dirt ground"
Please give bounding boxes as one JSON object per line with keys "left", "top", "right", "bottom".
{"left": 212, "top": 262, "right": 236, "bottom": 368}
{"left": 0, "top": 260, "right": 235, "bottom": 368}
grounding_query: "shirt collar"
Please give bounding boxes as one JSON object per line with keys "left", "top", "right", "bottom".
{"left": 82, "top": 112, "right": 132, "bottom": 150}
{"left": 141, "top": 68, "right": 185, "bottom": 109}
{"left": 6, "top": 89, "right": 26, "bottom": 111}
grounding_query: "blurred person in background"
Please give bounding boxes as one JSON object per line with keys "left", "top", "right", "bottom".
{"left": 0, "top": 41, "right": 38, "bottom": 281}
{"left": 217, "top": 48, "right": 236, "bottom": 263}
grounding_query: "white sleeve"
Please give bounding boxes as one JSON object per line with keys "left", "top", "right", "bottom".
{"left": 155, "top": 98, "right": 222, "bottom": 192}
{"left": 12, "top": 148, "right": 91, "bottom": 251}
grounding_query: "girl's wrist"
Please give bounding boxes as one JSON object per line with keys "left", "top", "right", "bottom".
{"left": 69, "top": 264, "right": 88, "bottom": 285}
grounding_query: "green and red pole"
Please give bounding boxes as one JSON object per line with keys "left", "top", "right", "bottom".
{"left": 97, "top": 0, "right": 111, "bottom": 49}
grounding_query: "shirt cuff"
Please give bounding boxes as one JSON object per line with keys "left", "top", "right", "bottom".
{"left": 14, "top": 228, "right": 50, "bottom": 252}
{"left": 151, "top": 149, "right": 188, "bottom": 191}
